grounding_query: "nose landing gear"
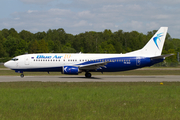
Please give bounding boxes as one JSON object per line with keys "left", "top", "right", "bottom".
{"left": 20, "top": 74, "right": 24, "bottom": 78}
{"left": 15, "top": 71, "right": 24, "bottom": 78}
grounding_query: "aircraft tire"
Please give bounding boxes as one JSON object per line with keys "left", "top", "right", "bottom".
{"left": 20, "top": 74, "right": 24, "bottom": 78}
{"left": 85, "top": 72, "right": 92, "bottom": 78}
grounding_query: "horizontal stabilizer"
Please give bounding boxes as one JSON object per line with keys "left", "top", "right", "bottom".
{"left": 150, "top": 54, "right": 174, "bottom": 60}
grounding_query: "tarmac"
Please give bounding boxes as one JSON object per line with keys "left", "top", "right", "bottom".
{"left": 0, "top": 75, "right": 180, "bottom": 82}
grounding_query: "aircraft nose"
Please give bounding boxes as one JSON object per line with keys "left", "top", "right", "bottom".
{"left": 4, "top": 62, "right": 10, "bottom": 68}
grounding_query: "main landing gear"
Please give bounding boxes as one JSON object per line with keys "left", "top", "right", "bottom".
{"left": 85, "top": 72, "right": 92, "bottom": 78}
{"left": 20, "top": 74, "right": 24, "bottom": 78}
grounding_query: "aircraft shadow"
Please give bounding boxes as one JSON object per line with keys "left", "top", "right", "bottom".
{"left": 102, "top": 76, "right": 164, "bottom": 78}
{"left": 58, "top": 77, "right": 101, "bottom": 79}
{"left": 32, "top": 76, "right": 164, "bottom": 79}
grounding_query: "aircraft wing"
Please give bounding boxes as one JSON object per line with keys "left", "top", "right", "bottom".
{"left": 150, "top": 54, "right": 174, "bottom": 60}
{"left": 77, "top": 61, "right": 111, "bottom": 70}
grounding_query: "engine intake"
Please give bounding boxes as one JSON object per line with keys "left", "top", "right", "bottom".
{"left": 62, "top": 66, "right": 80, "bottom": 75}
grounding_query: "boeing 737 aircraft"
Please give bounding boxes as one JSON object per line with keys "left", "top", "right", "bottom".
{"left": 4, "top": 27, "right": 172, "bottom": 78}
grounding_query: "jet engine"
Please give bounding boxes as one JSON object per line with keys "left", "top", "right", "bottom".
{"left": 62, "top": 66, "right": 81, "bottom": 75}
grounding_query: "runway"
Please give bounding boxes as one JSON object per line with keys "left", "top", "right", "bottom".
{"left": 0, "top": 75, "right": 180, "bottom": 82}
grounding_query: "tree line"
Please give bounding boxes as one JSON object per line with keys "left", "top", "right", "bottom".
{"left": 0, "top": 28, "right": 179, "bottom": 66}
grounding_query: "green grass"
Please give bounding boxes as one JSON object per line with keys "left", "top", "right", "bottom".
{"left": 0, "top": 64, "right": 5, "bottom": 68}
{"left": 1, "top": 69, "right": 180, "bottom": 76}
{"left": 0, "top": 82, "right": 180, "bottom": 120}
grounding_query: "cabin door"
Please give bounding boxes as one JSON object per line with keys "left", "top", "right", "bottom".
{"left": 136, "top": 57, "right": 141, "bottom": 66}
{"left": 25, "top": 56, "right": 30, "bottom": 65}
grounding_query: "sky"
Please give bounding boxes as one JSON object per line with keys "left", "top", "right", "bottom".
{"left": 0, "top": 0, "right": 180, "bottom": 38}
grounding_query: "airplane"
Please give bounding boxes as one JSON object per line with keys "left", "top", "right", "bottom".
{"left": 4, "top": 27, "right": 173, "bottom": 78}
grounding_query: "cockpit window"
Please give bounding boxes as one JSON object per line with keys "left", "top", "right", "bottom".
{"left": 11, "top": 58, "right": 19, "bottom": 61}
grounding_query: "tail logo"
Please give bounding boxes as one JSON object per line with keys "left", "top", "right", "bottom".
{"left": 153, "top": 33, "right": 163, "bottom": 49}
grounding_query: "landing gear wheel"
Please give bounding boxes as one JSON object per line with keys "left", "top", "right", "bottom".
{"left": 85, "top": 72, "right": 92, "bottom": 78}
{"left": 20, "top": 74, "right": 24, "bottom": 78}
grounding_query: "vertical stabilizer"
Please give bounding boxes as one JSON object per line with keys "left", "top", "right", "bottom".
{"left": 142, "top": 27, "right": 168, "bottom": 56}
{"left": 126, "top": 27, "right": 168, "bottom": 57}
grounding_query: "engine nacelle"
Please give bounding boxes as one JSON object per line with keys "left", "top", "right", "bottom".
{"left": 62, "top": 66, "right": 80, "bottom": 75}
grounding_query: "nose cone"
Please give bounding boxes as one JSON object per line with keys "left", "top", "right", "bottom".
{"left": 4, "top": 61, "right": 10, "bottom": 68}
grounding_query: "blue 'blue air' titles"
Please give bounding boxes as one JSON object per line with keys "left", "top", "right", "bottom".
{"left": 153, "top": 33, "right": 163, "bottom": 49}
{"left": 36, "top": 55, "right": 63, "bottom": 59}
{"left": 53, "top": 55, "right": 63, "bottom": 59}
